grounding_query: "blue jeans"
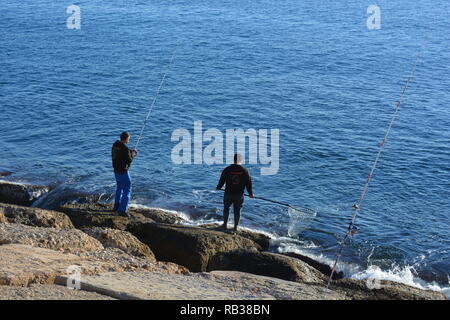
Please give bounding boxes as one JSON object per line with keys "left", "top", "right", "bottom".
{"left": 114, "top": 172, "right": 131, "bottom": 213}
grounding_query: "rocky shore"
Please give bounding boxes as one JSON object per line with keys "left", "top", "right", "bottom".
{"left": 0, "top": 180, "right": 447, "bottom": 300}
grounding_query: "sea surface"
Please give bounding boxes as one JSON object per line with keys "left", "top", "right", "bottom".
{"left": 1, "top": 0, "right": 449, "bottom": 295}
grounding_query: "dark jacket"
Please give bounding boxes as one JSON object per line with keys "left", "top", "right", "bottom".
{"left": 216, "top": 164, "right": 253, "bottom": 196}
{"left": 112, "top": 140, "right": 137, "bottom": 174}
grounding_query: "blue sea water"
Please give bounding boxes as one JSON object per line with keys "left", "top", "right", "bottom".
{"left": 1, "top": 0, "right": 449, "bottom": 294}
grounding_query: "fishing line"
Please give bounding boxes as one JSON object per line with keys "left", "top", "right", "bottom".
{"left": 134, "top": 52, "right": 176, "bottom": 151}
{"left": 217, "top": 189, "right": 317, "bottom": 216}
{"left": 327, "top": 39, "right": 428, "bottom": 288}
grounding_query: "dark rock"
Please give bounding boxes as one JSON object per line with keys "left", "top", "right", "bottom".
{"left": 0, "top": 181, "right": 51, "bottom": 206}
{"left": 236, "top": 229, "right": 271, "bottom": 251}
{"left": 282, "top": 252, "right": 344, "bottom": 280}
{"left": 58, "top": 203, "right": 154, "bottom": 230}
{"left": 129, "top": 223, "right": 261, "bottom": 272}
{"left": 330, "top": 278, "right": 447, "bottom": 300}
{"left": 129, "top": 206, "right": 186, "bottom": 224}
{"left": 33, "top": 185, "right": 107, "bottom": 210}
{"left": 0, "top": 203, "right": 74, "bottom": 229}
{"left": 0, "top": 171, "right": 13, "bottom": 177}
{"left": 208, "top": 249, "right": 326, "bottom": 284}
{"left": 200, "top": 223, "right": 271, "bottom": 251}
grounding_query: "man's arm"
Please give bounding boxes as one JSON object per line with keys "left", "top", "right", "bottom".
{"left": 245, "top": 169, "right": 254, "bottom": 197}
{"left": 126, "top": 148, "right": 137, "bottom": 165}
{"left": 216, "top": 168, "right": 227, "bottom": 190}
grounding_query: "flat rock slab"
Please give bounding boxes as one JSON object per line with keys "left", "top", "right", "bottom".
{"left": 0, "top": 244, "right": 118, "bottom": 286}
{"left": 0, "top": 284, "right": 116, "bottom": 300}
{"left": 65, "top": 271, "right": 345, "bottom": 300}
{"left": 0, "top": 181, "right": 50, "bottom": 206}
{"left": 0, "top": 243, "right": 188, "bottom": 287}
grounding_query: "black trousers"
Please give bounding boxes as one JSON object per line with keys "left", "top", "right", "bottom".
{"left": 223, "top": 193, "right": 244, "bottom": 229}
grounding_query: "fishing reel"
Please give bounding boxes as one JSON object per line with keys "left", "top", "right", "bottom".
{"left": 348, "top": 225, "right": 359, "bottom": 236}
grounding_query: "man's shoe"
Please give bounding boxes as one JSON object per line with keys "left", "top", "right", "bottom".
{"left": 118, "top": 211, "right": 130, "bottom": 218}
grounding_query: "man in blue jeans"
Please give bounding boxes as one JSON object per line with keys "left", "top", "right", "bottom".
{"left": 112, "top": 131, "right": 138, "bottom": 217}
{"left": 216, "top": 154, "right": 254, "bottom": 234}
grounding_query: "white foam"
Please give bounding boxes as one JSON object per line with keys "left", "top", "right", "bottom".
{"left": 275, "top": 242, "right": 363, "bottom": 274}
{"left": 350, "top": 265, "right": 450, "bottom": 298}
{"left": 272, "top": 237, "right": 319, "bottom": 250}
{"left": 238, "top": 226, "right": 278, "bottom": 239}
{"left": 275, "top": 242, "right": 449, "bottom": 297}
{"left": 181, "top": 217, "right": 223, "bottom": 226}
{"left": 28, "top": 187, "right": 50, "bottom": 200}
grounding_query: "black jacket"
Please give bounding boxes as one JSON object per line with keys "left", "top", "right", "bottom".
{"left": 217, "top": 164, "right": 253, "bottom": 196}
{"left": 112, "top": 140, "right": 137, "bottom": 174}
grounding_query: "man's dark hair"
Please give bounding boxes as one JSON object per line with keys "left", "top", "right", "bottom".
{"left": 120, "top": 131, "right": 130, "bottom": 141}
{"left": 234, "top": 154, "right": 242, "bottom": 164}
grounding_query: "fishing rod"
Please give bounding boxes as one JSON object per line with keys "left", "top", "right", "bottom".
{"left": 326, "top": 42, "right": 427, "bottom": 288}
{"left": 134, "top": 52, "right": 176, "bottom": 151}
{"left": 217, "top": 189, "right": 317, "bottom": 215}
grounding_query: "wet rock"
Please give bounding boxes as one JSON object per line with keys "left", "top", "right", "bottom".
{"left": 0, "top": 171, "right": 13, "bottom": 177}
{"left": 33, "top": 185, "right": 108, "bottom": 210}
{"left": 82, "top": 227, "right": 155, "bottom": 260}
{"left": 58, "top": 203, "right": 153, "bottom": 231}
{"left": 208, "top": 249, "right": 326, "bottom": 285}
{"left": 200, "top": 223, "right": 271, "bottom": 251}
{"left": 282, "top": 251, "right": 344, "bottom": 280}
{"left": 0, "top": 181, "right": 51, "bottom": 206}
{"left": 235, "top": 229, "right": 271, "bottom": 251}
{"left": 0, "top": 203, "right": 74, "bottom": 229}
{"left": 0, "top": 223, "right": 104, "bottom": 254}
{"left": 129, "top": 222, "right": 261, "bottom": 272}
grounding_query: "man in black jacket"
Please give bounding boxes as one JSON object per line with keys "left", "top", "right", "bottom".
{"left": 216, "top": 154, "right": 254, "bottom": 233}
{"left": 112, "top": 131, "right": 138, "bottom": 216}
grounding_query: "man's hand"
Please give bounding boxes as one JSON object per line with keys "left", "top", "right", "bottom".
{"left": 216, "top": 187, "right": 222, "bottom": 191}
{"left": 133, "top": 149, "right": 138, "bottom": 156}
{"left": 249, "top": 194, "right": 255, "bottom": 198}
